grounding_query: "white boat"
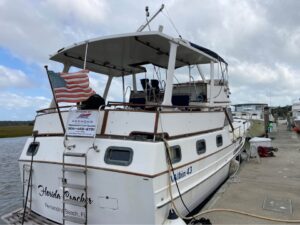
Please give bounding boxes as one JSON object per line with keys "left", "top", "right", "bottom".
{"left": 292, "top": 99, "right": 300, "bottom": 130}
{"left": 232, "top": 103, "right": 269, "bottom": 137}
{"left": 232, "top": 103, "right": 267, "bottom": 121}
{"left": 4, "top": 25, "right": 246, "bottom": 225}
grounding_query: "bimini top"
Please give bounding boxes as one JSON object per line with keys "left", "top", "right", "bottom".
{"left": 50, "top": 31, "right": 227, "bottom": 77}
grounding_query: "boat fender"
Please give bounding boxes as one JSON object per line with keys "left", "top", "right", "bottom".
{"left": 163, "top": 209, "right": 186, "bottom": 225}
{"left": 229, "top": 158, "right": 239, "bottom": 176}
{"left": 240, "top": 150, "right": 248, "bottom": 161}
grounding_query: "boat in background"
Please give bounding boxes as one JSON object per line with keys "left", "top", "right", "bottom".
{"left": 232, "top": 103, "right": 270, "bottom": 138}
{"left": 2, "top": 7, "right": 247, "bottom": 225}
{"left": 292, "top": 99, "right": 300, "bottom": 131}
{"left": 232, "top": 103, "right": 267, "bottom": 120}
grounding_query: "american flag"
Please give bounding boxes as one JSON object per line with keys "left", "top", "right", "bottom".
{"left": 48, "top": 70, "right": 95, "bottom": 103}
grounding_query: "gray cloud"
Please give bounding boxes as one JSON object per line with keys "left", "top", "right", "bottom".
{"left": 0, "top": 0, "right": 109, "bottom": 64}
{"left": 0, "top": 0, "right": 300, "bottom": 109}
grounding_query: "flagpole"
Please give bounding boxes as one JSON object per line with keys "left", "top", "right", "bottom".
{"left": 44, "top": 65, "right": 66, "bottom": 134}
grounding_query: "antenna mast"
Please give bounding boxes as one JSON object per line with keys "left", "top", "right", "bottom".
{"left": 137, "top": 4, "right": 164, "bottom": 32}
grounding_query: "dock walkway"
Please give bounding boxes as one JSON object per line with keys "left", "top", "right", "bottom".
{"left": 202, "top": 124, "right": 300, "bottom": 224}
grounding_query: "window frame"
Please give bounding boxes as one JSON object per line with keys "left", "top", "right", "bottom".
{"left": 196, "top": 139, "right": 206, "bottom": 155}
{"left": 26, "top": 142, "right": 39, "bottom": 156}
{"left": 169, "top": 145, "right": 182, "bottom": 164}
{"left": 216, "top": 135, "right": 223, "bottom": 147}
{"left": 104, "top": 146, "right": 134, "bottom": 166}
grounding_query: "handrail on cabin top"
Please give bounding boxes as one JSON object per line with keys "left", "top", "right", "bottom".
{"left": 36, "top": 101, "right": 225, "bottom": 116}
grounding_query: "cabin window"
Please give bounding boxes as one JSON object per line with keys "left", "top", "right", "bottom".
{"left": 196, "top": 140, "right": 206, "bottom": 154}
{"left": 216, "top": 135, "right": 223, "bottom": 147}
{"left": 169, "top": 145, "right": 181, "bottom": 164}
{"left": 26, "top": 142, "right": 39, "bottom": 156}
{"left": 104, "top": 147, "right": 133, "bottom": 166}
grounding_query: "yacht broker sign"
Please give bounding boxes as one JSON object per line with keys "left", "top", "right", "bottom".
{"left": 67, "top": 110, "right": 98, "bottom": 137}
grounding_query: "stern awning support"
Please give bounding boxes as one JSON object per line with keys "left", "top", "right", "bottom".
{"left": 209, "top": 61, "right": 215, "bottom": 106}
{"left": 103, "top": 76, "right": 113, "bottom": 100}
{"left": 162, "top": 41, "right": 178, "bottom": 106}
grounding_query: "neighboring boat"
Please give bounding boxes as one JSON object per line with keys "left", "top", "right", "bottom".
{"left": 232, "top": 103, "right": 267, "bottom": 121}
{"left": 292, "top": 99, "right": 300, "bottom": 131}
{"left": 3, "top": 28, "right": 246, "bottom": 225}
{"left": 232, "top": 103, "right": 269, "bottom": 137}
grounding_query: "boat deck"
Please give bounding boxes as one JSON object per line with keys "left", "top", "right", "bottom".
{"left": 1, "top": 208, "right": 57, "bottom": 225}
{"left": 200, "top": 123, "right": 300, "bottom": 224}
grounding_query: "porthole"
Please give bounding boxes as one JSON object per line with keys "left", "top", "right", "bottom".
{"left": 169, "top": 145, "right": 181, "bottom": 164}
{"left": 104, "top": 147, "right": 133, "bottom": 166}
{"left": 216, "top": 135, "right": 223, "bottom": 147}
{"left": 196, "top": 139, "right": 206, "bottom": 154}
{"left": 26, "top": 142, "right": 39, "bottom": 156}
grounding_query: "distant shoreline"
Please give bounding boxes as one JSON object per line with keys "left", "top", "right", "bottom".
{"left": 0, "top": 125, "right": 33, "bottom": 138}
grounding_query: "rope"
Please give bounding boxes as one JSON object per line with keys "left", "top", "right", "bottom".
{"left": 162, "top": 8, "right": 182, "bottom": 39}
{"left": 194, "top": 209, "right": 300, "bottom": 223}
{"left": 162, "top": 138, "right": 194, "bottom": 220}
{"left": 162, "top": 137, "right": 300, "bottom": 223}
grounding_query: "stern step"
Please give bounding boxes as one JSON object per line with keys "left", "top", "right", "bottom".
{"left": 63, "top": 167, "right": 86, "bottom": 173}
{"left": 64, "top": 216, "right": 86, "bottom": 224}
{"left": 64, "top": 199, "right": 86, "bottom": 207}
{"left": 63, "top": 183, "right": 86, "bottom": 190}
{"left": 63, "top": 152, "right": 86, "bottom": 157}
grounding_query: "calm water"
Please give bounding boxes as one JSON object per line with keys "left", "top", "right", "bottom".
{"left": 0, "top": 137, "right": 27, "bottom": 223}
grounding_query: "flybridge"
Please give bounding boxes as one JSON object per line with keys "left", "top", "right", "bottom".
{"left": 49, "top": 4, "right": 229, "bottom": 108}
{"left": 49, "top": 31, "right": 229, "bottom": 107}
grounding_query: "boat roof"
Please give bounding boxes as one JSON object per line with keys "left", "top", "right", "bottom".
{"left": 50, "top": 31, "right": 227, "bottom": 77}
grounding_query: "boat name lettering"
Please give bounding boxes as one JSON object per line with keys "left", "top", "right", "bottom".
{"left": 38, "top": 185, "right": 93, "bottom": 204}
{"left": 170, "top": 166, "right": 192, "bottom": 182}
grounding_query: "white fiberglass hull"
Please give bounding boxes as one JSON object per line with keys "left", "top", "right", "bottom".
{"left": 19, "top": 133, "right": 244, "bottom": 224}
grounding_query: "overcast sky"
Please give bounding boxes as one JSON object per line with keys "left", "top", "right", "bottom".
{"left": 1, "top": 0, "right": 300, "bottom": 120}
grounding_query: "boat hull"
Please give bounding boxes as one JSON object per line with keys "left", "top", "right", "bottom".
{"left": 18, "top": 133, "right": 244, "bottom": 224}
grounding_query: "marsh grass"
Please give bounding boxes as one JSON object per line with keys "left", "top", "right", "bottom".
{"left": 0, "top": 125, "right": 33, "bottom": 138}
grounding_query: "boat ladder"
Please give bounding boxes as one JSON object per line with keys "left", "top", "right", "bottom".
{"left": 62, "top": 152, "right": 88, "bottom": 225}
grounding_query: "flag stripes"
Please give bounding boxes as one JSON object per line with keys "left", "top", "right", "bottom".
{"left": 48, "top": 70, "right": 95, "bottom": 103}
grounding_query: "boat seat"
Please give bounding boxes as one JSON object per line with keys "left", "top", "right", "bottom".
{"left": 140, "top": 79, "right": 151, "bottom": 92}
{"left": 172, "top": 95, "right": 190, "bottom": 106}
{"left": 81, "top": 94, "right": 105, "bottom": 110}
{"left": 151, "top": 79, "right": 160, "bottom": 94}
